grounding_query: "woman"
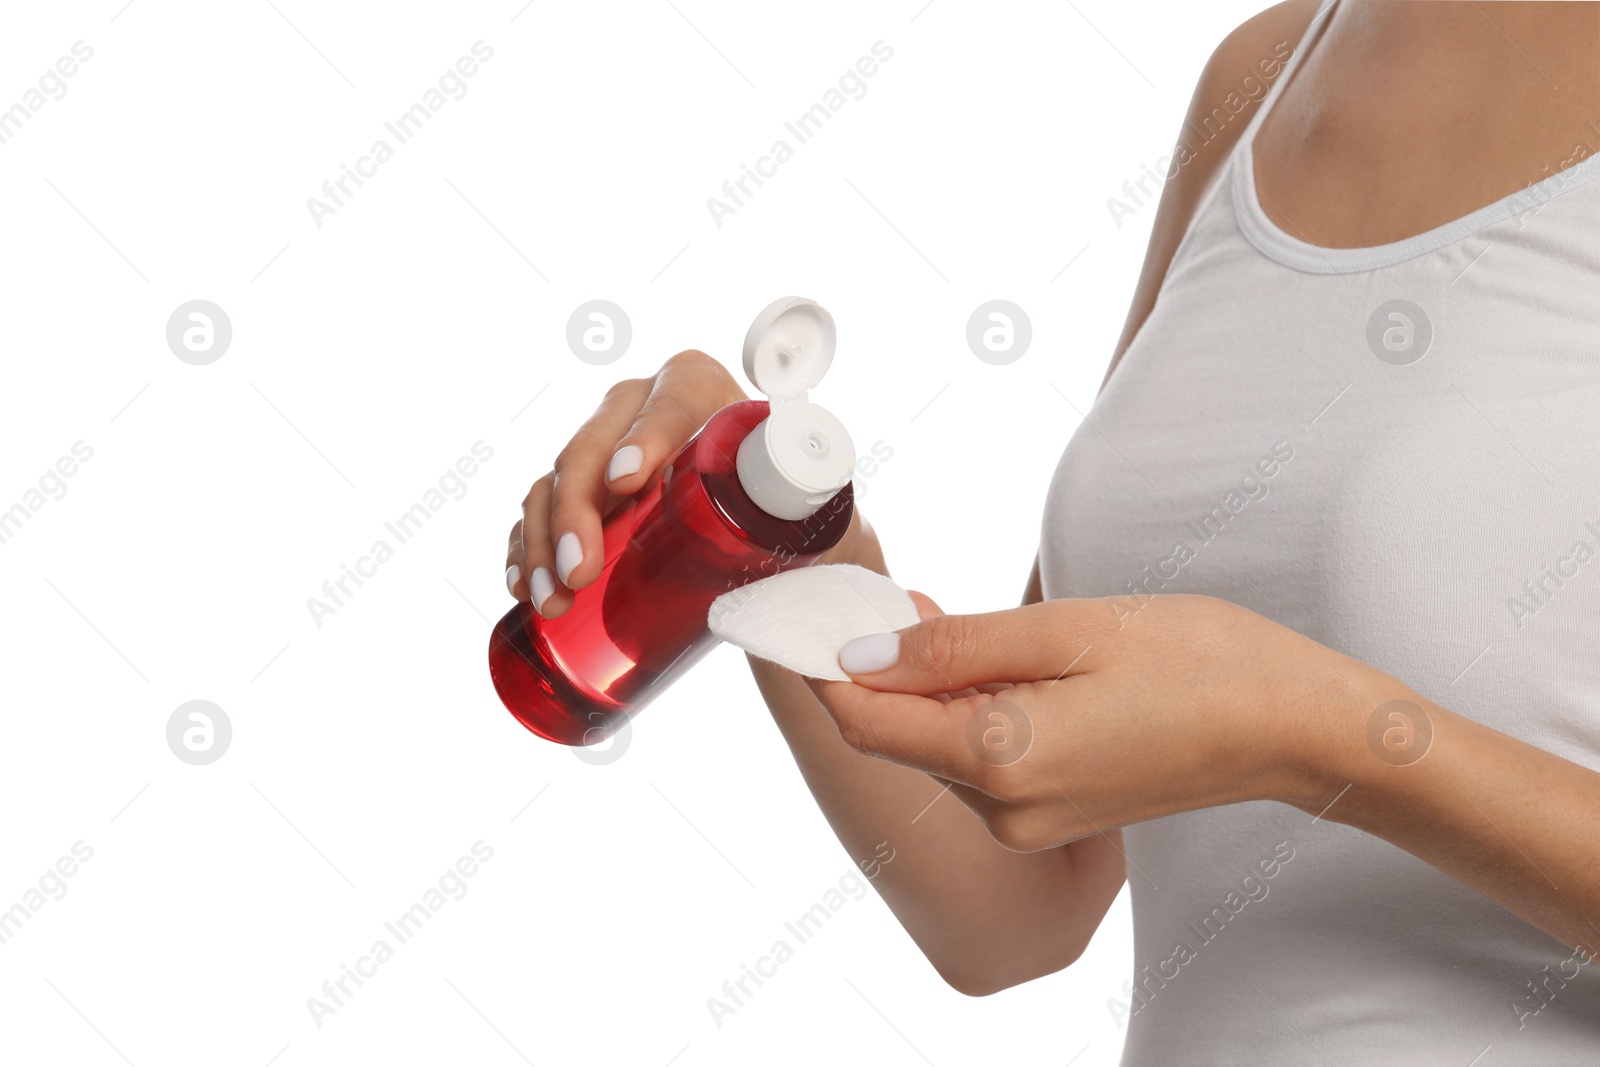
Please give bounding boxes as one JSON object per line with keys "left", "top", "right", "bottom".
{"left": 506, "top": 1, "right": 1600, "bottom": 1060}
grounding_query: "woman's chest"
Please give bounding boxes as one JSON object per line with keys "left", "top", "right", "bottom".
{"left": 1039, "top": 230, "right": 1600, "bottom": 754}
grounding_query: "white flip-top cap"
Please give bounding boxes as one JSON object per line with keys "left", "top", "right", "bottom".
{"left": 736, "top": 297, "right": 856, "bottom": 520}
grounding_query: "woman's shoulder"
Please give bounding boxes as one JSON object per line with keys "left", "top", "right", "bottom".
{"left": 1211, "top": 0, "right": 1322, "bottom": 72}
{"left": 1100, "top": 0, "right": 1321, "bottom": 388}
{"left": 1185, "top": 0, "right": 1321, "bottom": 178}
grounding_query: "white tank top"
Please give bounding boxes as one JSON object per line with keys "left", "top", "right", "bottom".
{"left": 1039, "top": 4, "right": 1600, "bottom": 1062}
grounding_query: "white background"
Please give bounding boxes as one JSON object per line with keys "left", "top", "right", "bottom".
{"left": 0, "top": 1, "right": 1265, "bottom": 1064}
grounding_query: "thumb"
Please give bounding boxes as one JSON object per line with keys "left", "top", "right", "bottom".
{"left": 902, "top": 591, "right": 1012, "bottom": 702}
{"left": 837, "top": 600, "right": 1099, "bottom": 694}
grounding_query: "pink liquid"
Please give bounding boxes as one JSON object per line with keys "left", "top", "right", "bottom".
{"left": 489, "top": 400, "right": 855, "bottom": 746}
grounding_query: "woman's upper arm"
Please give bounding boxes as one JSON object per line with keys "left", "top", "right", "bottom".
{"left": 1023, "top": 555, "right": 1044, "bottom": 606}
{"left": 1011, "top": 7, "right": 1327, "bottom": 974}
{"left": 1099, "top": 0, "right": 1323, "bottom": 389}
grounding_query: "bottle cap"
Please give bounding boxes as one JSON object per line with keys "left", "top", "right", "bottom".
{"left": 736, "top": 297, "right": 856, "bottom": 521}
{"left": 742, "top": 297, "right": 836, "bottom": 399}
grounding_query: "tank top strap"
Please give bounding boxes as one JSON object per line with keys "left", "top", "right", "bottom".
{"left": 1235, "top": 0, "right": 1340, "bottom": 154}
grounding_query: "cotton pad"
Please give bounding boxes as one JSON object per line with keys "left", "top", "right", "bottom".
{"left": 707, "top": 564, "right": 920, "bottom": 680}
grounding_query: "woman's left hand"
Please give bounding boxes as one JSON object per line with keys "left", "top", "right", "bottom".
{"left": 807, "top": 593, "right": 1401, "bottom": 851}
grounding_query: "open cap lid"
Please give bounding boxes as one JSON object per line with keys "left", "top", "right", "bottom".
{"left": 742, "top": 297, "right": 836, "bottom": 402}
{"left": 735, "top": 297, "right": 855, "bottom": 520}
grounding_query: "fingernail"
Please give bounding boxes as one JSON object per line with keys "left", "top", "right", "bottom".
{"left": 607, "top": 445, "right": 644, "bottom": 483}
{"left": 505, "top": 564, "right": 521, "bottom": 598}
{"left": 530, "top": 567, "right": 555, "bottom": 616}
{"left": 839, "top": 633, "right": 901, "bottom": 674}
{"left": 555, "top": 532, "right": 583, "bottom": 586}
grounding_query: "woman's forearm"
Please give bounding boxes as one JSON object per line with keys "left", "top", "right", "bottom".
{"left": 1308, "top": 662, "right": 1600, "bottom": 957}
{"left": 749, "top": 530, "right": 1125, "bottom": 994}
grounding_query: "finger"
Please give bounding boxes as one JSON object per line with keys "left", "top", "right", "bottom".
{"left": 903, "top": 592, "right": 1003, "bottom": 696}
{"left": 945, "top": 782, "right": 1079, "bottom": 853}
{"left": 546, "top": 378, "right": 653, "bottom": 591}
{"left": 807, "top": 679, "right": 994, "bottom": 789}
{"left": 907, "top": 589, "right": 942, "bottom": 621}
{"left": 837, "top": 601, "right": 1108, "bottom": 694}
{"left": 917, "top": 775, "right": 1048, "bottom": 848}
{"left": 606, "top": 350, "right": 745, "bottom": 496}
{"left": 505, "top": 519, "right": 526, "bottom": 600}
{"left": 945, "top": 779, "right": 1001, "bottom": 820}
{"left": 518, "top": 475, "right": 569, "bottom": 618}
{"left": 920, "top": 774, "right": 1002, "bottom": 820}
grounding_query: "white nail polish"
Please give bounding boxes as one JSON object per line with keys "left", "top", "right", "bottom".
{"left": 608, "top": 445, "right": 644, "bottom": 482}
{"left": 839, "top": 633, "right": 901, "bottom": 674}
{"left": 530, "top": 567, "right": 555, "bottom": 616}
{"left": 505, "top": 564, "right": 521, "bottom": 598}
{"left": 555, "top": 532, "right": 583, "bottom": 586}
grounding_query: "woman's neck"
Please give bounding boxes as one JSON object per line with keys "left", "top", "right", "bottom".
{"left": 1252, "top": 0, "right": 1600, "bottom": 248}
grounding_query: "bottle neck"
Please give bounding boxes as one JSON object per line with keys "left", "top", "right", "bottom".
{"left": 690, "top": 400, "right": 854, "bottom": 556}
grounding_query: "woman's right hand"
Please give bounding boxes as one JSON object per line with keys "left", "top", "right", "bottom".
{"left": 506, "top": 350, "right": 747, "bottom": 619}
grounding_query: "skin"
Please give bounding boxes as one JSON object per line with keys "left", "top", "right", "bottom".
{"left": 1251, "top": 1, "right": 1600, "bottom": 250}
{"left": 510, "top": 0, "right": 1600, "bottom": 995}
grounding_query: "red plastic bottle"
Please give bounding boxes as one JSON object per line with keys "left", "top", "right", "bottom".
{"left": 489, "top": 298, "right": 857, "bottom": 746}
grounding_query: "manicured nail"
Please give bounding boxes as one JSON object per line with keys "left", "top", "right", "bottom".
{"left": 839, "top": 633, "right": 901, "bottom": 674}
{"left": 505, "top": 564, "right": 521, "bottom": 598}
{"left": 555, "top": 532, "right": 583, "bottom": 586}
{"left": 608, "top": 445, "right": 644, "bottom": 483}
{"left": 530, "top": 567, "right": 555, "bottom": 616}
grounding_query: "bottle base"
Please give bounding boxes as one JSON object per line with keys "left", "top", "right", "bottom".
{"left": 488, "top": 604, "right": 629, "bottom": 747}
